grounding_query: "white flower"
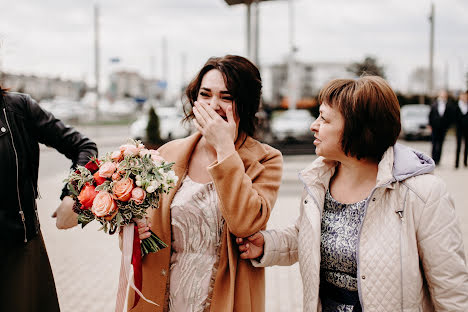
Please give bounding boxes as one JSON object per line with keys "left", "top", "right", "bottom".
{"left": 135, "top": 180, "right": 142, "bottom": 187}
{"left": 135, "top": 175, "right": 142, "bottom": 181}
{"left": 151, "top": 180, "right": 160, "bottom": 188}
{"left": 146, "top": 185, "right": 156, "bottom": 193}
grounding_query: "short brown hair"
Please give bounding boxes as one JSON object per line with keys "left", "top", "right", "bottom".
{"left": 184, "top": 55, "right": 262, "bottom": 137}
{"left": 318, "top": 76, "right": 401, "bottom": 161}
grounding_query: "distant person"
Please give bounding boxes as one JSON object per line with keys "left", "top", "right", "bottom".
{"left": 0, "top": 86, "right": 98, "bottom": 312}
{"left": 455, "top": 91, "right": 468, "bottom": 168}
{"left": 237, "top": 76, "right": 468, "bottom": 311}
{"left": 129, "top": 55, "right": 283, "bottom": 311}
{"left": 429, "top": 90, "right": 456, "bottom": 165}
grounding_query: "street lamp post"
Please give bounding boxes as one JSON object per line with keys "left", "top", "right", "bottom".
{"left": 224, "top": 0, "right": 275, "bottom": 65}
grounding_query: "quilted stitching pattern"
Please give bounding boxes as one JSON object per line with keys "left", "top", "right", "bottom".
{"left": 359, "top": 191, "right": 402, "bottom": 311}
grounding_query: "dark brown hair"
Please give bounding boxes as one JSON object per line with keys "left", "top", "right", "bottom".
{"left": 318, "top": 76, "right": 401, "bottom": 161}
{"left": 184, "top": 55, "right": 262, "bottom": 137}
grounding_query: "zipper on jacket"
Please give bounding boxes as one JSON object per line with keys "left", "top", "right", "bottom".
{"left": 3, "top": 108, "right": 28, "bottom": 243}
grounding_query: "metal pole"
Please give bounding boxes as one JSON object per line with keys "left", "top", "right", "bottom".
{"left": 288, "top": 0, "right": 297, "bottom": 110}
{"left": 253, "top": 0, "right": 259, "bottom": 65}
{"left": 94, "top": 3, "right": 100, "bottom": 120}
{"left": 246, "top": 3, "right": 252, "bottom": 59}
{"left": 428, "top": 3, "right": 434, "bottom": 95}
{"left": 162, "top": 37, "right": 168, "bottom": 99}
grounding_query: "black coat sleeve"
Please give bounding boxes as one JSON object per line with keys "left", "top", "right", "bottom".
{"left": 24, "top": 95, "right": 98, "bottom": 199}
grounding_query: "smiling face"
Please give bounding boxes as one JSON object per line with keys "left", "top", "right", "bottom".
{"left": 197, "top": 69, "right": 240, "bottom": 128}
{"left": 310, "top": 103, "right": 346, "bottom": 161}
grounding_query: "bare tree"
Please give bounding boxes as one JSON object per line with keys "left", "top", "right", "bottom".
{"left": 347, "top": 56, "right": 386, "bottom": 78}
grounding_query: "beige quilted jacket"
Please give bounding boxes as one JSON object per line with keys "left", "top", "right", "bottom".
{"left": 254, "top": 144, "right": 468, "bottom": 311}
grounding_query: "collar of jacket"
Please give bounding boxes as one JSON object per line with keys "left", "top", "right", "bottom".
{"left": 298, "top": 146, "right": 399, "bottom": 201}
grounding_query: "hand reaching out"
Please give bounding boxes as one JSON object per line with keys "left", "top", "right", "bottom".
{"left": 236, "top": 232, "right": 265, "bottom": 260}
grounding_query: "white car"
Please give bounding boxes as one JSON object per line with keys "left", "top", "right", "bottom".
{"left": 130, "top": 107, "right": 191, "bottom": 142}
{"left": 270, "top": 109, "right": 316, "bottom": 142}
{"left": 400, "top": 104, "right": 431, "bottom": 140}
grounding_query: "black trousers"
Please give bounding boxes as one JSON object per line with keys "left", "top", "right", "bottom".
{"left": 455, "top": 126, "right": 468, "bottom": 167}
{"left": 0, "top": 231, "right": 60, "bottom": 312}
{"left": 431, "top": 129, "right": 447, "bottom": 165}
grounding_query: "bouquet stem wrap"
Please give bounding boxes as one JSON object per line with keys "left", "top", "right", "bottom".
{"left": 115, "top": 224, "right": 158, "bottom": 312}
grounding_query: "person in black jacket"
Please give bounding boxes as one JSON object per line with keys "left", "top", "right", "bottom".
{"left": 455, "top": 91, "right": 468, "bottom": 168}
{"left": 0, "top": 86, "right": 98, "bottom": 312}
{"left": 428, "top": 90, "right": 456, "bottom": 165}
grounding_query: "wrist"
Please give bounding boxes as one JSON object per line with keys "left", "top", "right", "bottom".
{"left": 215, "top": 143, "right": 235, "bottom": 161}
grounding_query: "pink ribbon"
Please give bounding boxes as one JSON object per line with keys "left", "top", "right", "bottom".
{"left": 115, "top": 224, "right": 158, "bottom": 312}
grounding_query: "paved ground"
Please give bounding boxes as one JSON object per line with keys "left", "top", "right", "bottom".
{"left": 36, "top": 125, "right": 468, "bottom": 312}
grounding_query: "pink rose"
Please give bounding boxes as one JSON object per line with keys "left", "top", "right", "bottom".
{"left": 130, "top": 187, "right": 146, "bottom": 205}
{"left": 98, "top": 162, "right": 117, "bottom": 178}
{"left": 139, "top": 148, "right": 151, "bottom": 158}
{"left": 112, "top": 177, "right": 134, "bottom": 202}
{"left": 149, "top": 150, "right": 164, "bottom": 165}
{"left": 120, "top": 144, "right": 139, "bottom": 157}
{"left": 111, "top": 150, "right": 123, "bottom": 162}
{"left": 112, "top": 172, "right": 121, "bottom": 181}
{"left": 91, "top": 191, "right": 117, "bottom": 218}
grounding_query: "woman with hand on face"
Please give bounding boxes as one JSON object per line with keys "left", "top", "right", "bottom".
{"left": 237, "top": 76, "right": 468, "bottom": 311}
{"left": 129, "top": 55, "right": 283, "bottom": 312}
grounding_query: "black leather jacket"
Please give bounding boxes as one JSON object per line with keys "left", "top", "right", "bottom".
{"left": 0, "top": 91, "right": 97, "bottom": 244}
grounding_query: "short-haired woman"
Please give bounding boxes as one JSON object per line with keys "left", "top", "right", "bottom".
{"left": 130, "top": 55, "right": 283, "bottom": 311}
{"left": 237, "top": 76, "right": 468, "bottom": 311}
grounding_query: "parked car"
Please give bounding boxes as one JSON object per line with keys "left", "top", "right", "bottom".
{"left": 130, "top": 107, "right": 191, "bottom": 143}
{"left": 400, "top": 104, "right": 431, "bottom": 140}
{"left": 270, "top": 109, "right": 316, "bottom": 142}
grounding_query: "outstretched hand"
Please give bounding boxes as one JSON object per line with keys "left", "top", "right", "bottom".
{"left": 52, "top": 196, "right": 78, "bottom": 229}
{"left": 236, "top": 232, "right": 265, "bottom": 260}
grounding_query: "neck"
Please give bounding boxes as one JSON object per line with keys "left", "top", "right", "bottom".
{"left": 335, "top": 156, "right": 379, "bottom": 185}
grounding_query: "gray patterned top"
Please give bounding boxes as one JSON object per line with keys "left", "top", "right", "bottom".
{"left": 320, "top": 189, "right": 367, "bottom": 312}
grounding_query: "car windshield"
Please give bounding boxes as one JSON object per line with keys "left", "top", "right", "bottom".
{"left": 401, "top": 106, "right": 430, "bottom": 119}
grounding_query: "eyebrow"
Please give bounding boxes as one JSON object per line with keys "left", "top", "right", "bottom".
{"left": 200, "top": 87, "right": 231, "bottom": 95}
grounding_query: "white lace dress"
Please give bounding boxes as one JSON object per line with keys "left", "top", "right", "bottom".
{"left": 168, "top": 176, "right": 224, "bottom": 312}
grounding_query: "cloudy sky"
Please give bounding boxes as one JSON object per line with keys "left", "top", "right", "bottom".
{"left": 1, "top": 0, "right": 467, "bottom": 94}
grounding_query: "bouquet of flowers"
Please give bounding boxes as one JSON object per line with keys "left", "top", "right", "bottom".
{"left": 64, "top": 139, "right": 178, "bottom": 310}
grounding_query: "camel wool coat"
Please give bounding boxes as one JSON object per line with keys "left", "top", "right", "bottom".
{"left": 128, "top": 132, "right": 283, "bottom": 312}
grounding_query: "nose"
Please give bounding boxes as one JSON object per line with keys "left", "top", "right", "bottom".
{"left": 310, "top": 118, "right": 319, "bottom": 133}
{"left": 209, "top": 97, "right": 220, "bottom": 110}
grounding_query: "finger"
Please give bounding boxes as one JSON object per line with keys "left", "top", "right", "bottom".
{"left": 248, "top": 232, "right": 262, "bottom": 241}
{"left": 226, "top": 104, "right": 235, "bottom": 125}
{"left": 240, "top": 251, "right": 249, "bottom": 260}
{"left": 193, "top": 106, "right": 207, "bottom": 127}
{"left": 236, "top": 237, "right": 243, "bottom": 244}
{"left": 195, "top": 102, "right": 214, "bottom": 122}
{"left": 193, "top": 119, "right": 204, "bottom": 134}
{"left": 138, "top": 226, "right": 150, "bottom": 235}
{"left": 238, "top": 244, "right": 248, "bottom": 252}
{"left": 139, "top": 232, "right": 151, "bottom": 240}
{"left": 199, "top": 101, "right": 219, "bottom": 120}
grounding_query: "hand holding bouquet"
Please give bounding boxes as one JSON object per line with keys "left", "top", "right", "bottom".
{"left": 64, "top": 139, "right": 178, "bottom": 310}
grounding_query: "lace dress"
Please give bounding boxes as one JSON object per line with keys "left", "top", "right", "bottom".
{"left": 320, "top": 189, "right": 367, "bottom": 312}
{"left": 169, "top": 176, "right": 224, "bottom": 312}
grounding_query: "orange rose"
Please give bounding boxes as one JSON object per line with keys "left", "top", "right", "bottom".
{"left": 93, "top": 171, "right": 107, "bottom": 186}
{"left": 99, "top": 162, "right": 117, "bottom": 178}
{"left": 130, "top": 187, "right": 146, "bottom": 205}
{"left": 78, "top": 183, "right": 98, "bottom": 209}
{"left": 91, "top": 191, "right": 117, "bottom": 217}
{"left": 112, "top": 178, "right": 134, "bottom": 202}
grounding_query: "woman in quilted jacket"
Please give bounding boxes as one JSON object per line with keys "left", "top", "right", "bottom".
{"left": 237, "top": 76, "right": 468, "bottom": 311}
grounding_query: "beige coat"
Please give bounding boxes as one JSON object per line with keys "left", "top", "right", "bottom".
{"left": 254, "top": 144, "right": 468, "bottom": 311}
{"left": 129, "top": 132, "right": 283, "bottom": 312}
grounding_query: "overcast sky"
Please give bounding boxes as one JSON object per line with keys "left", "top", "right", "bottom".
{"left": 1, "top": 0, "right": 467, "bottom": 94}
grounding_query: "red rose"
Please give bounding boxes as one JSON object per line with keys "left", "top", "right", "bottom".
{"left": 85, "top": 158, "right": 101, "bottom": 173}
{"left": 78, "top": 183, "right": 99, "bottom": 209}
{"left": 93, "top": 171, "right": 107, "bottom": 186}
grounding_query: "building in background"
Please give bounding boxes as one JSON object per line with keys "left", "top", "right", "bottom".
{"left": 265, "top": 61, "right": 353, "bottom": 108}
{"left": 107, "top": 70, "right": 166, "bottom": 101}
{"left": 0, "top": 72, "right": 87, "bottom": 101}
